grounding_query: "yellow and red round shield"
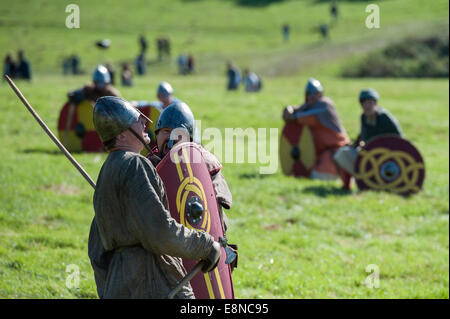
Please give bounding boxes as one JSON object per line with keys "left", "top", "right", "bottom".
{"left": 280, "top": 122, "right": 316, "bottom": 177}
{"left": 156, "top": 142, "right": 235, "bottom": 299}
{"left": 58, "top": 99, "right": 103, "bottom": 152}
{"left": 354, "top": 136, "right": 425, "bottom": 195}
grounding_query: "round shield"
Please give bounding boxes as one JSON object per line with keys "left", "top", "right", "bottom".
{"left": 280, "top": 122, "right": 315, "bottom": 177}
{"left": 354, "top": 136, "right": 425, "bottom": 195}
{"left": 58, "top": 99, "right": 103, "bottom": 152}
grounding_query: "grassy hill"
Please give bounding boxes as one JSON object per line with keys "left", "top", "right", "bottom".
{"left": 0, "top": 0, "right": 448, "bottom": 298}
{"left": 0, "top": 0, "right": 448, "bottom": 75}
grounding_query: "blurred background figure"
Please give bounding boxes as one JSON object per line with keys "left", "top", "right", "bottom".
{"left": 282, "top": 23, "right": 290, "bottom": 42}
{"left": 3, "top": 52, "right": 17, "bottom": 79}
{"left": 330, "top": 0, "right": 338, "bottom": 21}
{"left": 187, "top": 54, "right": 195, "bottom": 74}
{"left": 67, "top": 65, "right": 120, "bottom": 104}
{"left": 157, "top": 37, "right": 171, "bottom": 61}
{"left": 71, "top": 54, "right": 80, "bottom": 75}
{"left": 177, "top": 53, "right": 188, "bottom": 75}
{"left": 139, "top": 34, "right": 148, "bottom": 53}
{"left": 135, "top": 52, "right": 146, "bottom": 75}
{"left": 226, "top": 61, "right": 241, "bottom": 91}
{"left": 157, "top": 81, "right": 180, "bottom": 109}
{"left": 334, "top": 88, "right": 404, "bottom": 186}
{"left": 244, "top": 68, "right": 262, "bottom": 92}
{"left": 62, "top": 54, "right": 81, "bottom": 75}
{"left": 105, "top": 61, "right": 116, "bottom": 85}
{"left": 63, "top": 58, "right": 70, "bottom": 75}
{"left": 283, "top": 78, "right": 351, "bottom": 187}
{"left": 319, "top": 24, "right": 329, "bottom": 39}
{"left": 121, "top": 63, "right": 133, "bottom": 87}
{"left": 16, "top": 50, "right": 32, "bottom": 80}
{"left": 357, "top": 88, "right": 403, "bottom": 143}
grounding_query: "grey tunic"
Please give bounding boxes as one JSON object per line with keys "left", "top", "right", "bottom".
{"left": 88, "top": 150, "right": 215, "bottom": 299}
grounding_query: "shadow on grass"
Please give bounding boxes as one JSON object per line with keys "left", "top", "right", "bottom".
{"left": 22, "top": 148, "right": 82, "bottom": 155}
{"left": 303, "top": 185, "right": 352, "bottom": 197}
{"left": 239, "top": 172, "right": 271, "bottom": 179}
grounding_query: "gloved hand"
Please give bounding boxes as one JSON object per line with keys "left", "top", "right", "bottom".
{"left": 282, "top": 105, "right": 295, "bottom": 122}
{"left": 201, "top": 241, "right": 221, "bottom": 273}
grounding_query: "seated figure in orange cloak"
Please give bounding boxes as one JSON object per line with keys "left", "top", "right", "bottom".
{"left": 283, "top": 78, "right": 352, "bottom": 189}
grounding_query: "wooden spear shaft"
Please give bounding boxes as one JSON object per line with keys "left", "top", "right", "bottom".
{"left": 4, "top": 74, "right": 96, "bottom": 190}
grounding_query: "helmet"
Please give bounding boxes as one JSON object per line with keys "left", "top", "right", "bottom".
{"left": 93, "top": 65, "right": 111, "bottom": 88}
{"left": 359, "top": 88, "right": 379, "bottom": 102}
{"left": 93, "top": 96, "right": 140, "bottom": 142}
{"left": 157, "top": 81, "right": 174, "bottom": 98}
{"left": 155, "top": 101, "right": 195, "bottom": 140}
{"left": 157, "top": 81, "right": 173, "bottom": 98}
{"left": 305, "top": 77, "right": 323, "bottom": 97}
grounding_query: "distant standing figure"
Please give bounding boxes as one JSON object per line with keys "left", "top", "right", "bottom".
{"left": 63, "top": 58, "right": 70, "bottom": 75}
{"left": 330, "top": 0, "right": 338, "bottom": 21}
{"left": 135, "top": 52, "right": 146, "bottom": 75}
{"left": 121, "top": 63, "right": 133, "bottom": 87}
{"left": 282, "top": 24, "right": 290, "bottom": 42}
{"left": 157, "top": 38, "right": 171, "bottom": 61}
{"left": 16, "top": 50, "right": 31, "bottom": 80}
{"left": 4, "top": 52, "right": 17, "bottom": 78}
{"left": 177, "top": 53, "right": 188, "bottom": 75}
{"left": 187, "top": 54, "right": 195, "bottom": 74}
{"left": 139, "top": 35, "right": 148, "bottom": 53}
{"left": 226, "top": 62, "right": 241, "bottom": 91}
{"left": 244, "top": 69, "right": 262, "bottom": 92}
{"left": 320, "top": 24, "right": 329, "bottom": 39}
{"left": 71, "top": 54, "right": 80, "bottom": 75}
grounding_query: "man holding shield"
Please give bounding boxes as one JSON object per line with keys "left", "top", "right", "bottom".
{"left": 283, "top": 78, "right": 352, "bottom": 188}
{"left": 88, "top": 96, "right": 221, "bottom": 299}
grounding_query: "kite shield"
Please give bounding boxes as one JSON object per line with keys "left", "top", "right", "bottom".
{"left": 156, "top": 142, "right": 235, "bottom": 299}
{"left": 354, "top": 136, "right": 425, "bottom": 195}
{"left": 280, "top": 122, "right": 315, "bottom": 177}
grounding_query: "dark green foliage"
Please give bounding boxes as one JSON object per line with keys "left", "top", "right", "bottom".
{"left": 342, "top": 34, "right": 449, "bottom": 78}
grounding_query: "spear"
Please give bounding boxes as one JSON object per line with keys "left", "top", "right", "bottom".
{"left": 4, "top": 74, "right": 96, "bottom": 189}
{"left": 4, "top": 74, "right": 202, "bottom": 299}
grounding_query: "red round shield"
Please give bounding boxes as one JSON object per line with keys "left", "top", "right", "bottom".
{"left": 280, "top": 122, "right": 315, "bottom": 177}
{"left": 156, "top": 142, "right": 235, "bottom": 299}
{"left": 354, "top": 136, "right": 425, "bottom": 195}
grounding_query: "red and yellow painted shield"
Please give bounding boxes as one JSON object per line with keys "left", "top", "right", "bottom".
{"left": 57, "top": 99, "right": 103, "bottom": 152}
{"left": 135, "top": 101, "right": 162, "bottom": 146}
{"left": 354, "top": 136, "right": 425, "bottom": 195}
{"left": 280, "top": 122, "right": 315, "bottom": 177}
{"left": 156, "top": 142, "right": 235, "bottom": 299}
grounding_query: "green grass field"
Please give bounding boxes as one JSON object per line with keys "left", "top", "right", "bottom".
{"left": 0, "top": 0, "right": 448, "bottom": 298}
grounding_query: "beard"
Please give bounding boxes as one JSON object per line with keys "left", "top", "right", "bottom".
{"left": 157, "top": 140, "right": 170, "bottom": 158}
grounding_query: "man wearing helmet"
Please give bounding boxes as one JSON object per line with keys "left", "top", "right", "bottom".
{"left": 149, "top": 101, "right": 233, "bottom": 235}
{"left": 334, "top": 88, "right": 403, "bottom": 178}
{"left": 67, "top": 65, "right": 120, "bottom": 104}
{"left": 283, "top": 77, "right": 351, "bottom": 187}
{"left": 157, "top": 81, "right": 180, "bottom": 109}
{"left": 88, "top": 96, "right": 221, "bottom": 298}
